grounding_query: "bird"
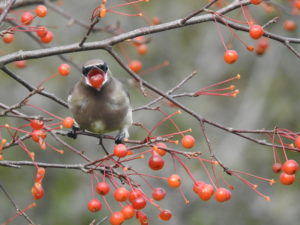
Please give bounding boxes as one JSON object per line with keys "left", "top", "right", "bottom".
{"left": 67, "top": 59, "right": 132, "bottom": 144}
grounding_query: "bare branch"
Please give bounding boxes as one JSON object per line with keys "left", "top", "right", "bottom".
{"left": 0, "top": 0, "right": 16, "bottom": 26}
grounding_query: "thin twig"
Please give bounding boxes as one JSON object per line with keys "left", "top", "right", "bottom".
{"left": 180, "top": 0, "right": 218, "bottom": 24}
{"left": 0, "top": 66, "right": 68, "bottom": 108}
{"left": 0, "top": 183, "right": 36, "bottom": 225}
{"left": 79, "top": 17, "right": 100, "bottom": 47}
{"left": 0, "top": 0, "right": 16, "bottom": 26}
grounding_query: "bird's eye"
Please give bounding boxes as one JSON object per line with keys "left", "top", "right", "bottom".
{"left": 82, "top": 66, "right": 91, "bottom": 76}
{"left": 97, "top": 64, "right": 108, "bottom": 73}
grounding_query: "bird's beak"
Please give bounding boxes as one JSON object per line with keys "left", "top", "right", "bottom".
{"left": 85, "top": 67, "right": 106, "bottom": 90}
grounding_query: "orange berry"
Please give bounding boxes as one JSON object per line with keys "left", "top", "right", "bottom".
{"left": 250, "top": 0, "right": 263, "bottom": 4}
{"left": 295, "top": 136, "right": 300, "bottom": 149}
{"left": 133, "top": 36, "right": 145, "bottom": 46}
{"left": 152, "top": 187, "right": 166, "bottom": 201}
{"left": 2, "top": 33, "right": 14, "bottom": 44}
{"left": 272, "top": 163, "right": 282, "bottom": 173}
{"left": 15, "top": 60, "right": 27, "bottom": 68}
{"left": 249, "top": 25, "right": 264, "bottom": 40}
{"left": 110, "top": 211, "right": 125, "bottom": 225}
{"left": 295, "top": 0, "right": 300, "bottom": 10}
{"left": 224, "top": 50, "right": 238, "bottom": 64}
{"left": 198, "top": 183, "right": 214, "bottom": 201}
{"left": 159, "top": 209, "right": 172, "bottom": 221}
{"left": 35, "top": 5, "right": 48, "bottom": 17}
{"left": 40, "top": 31, "right": 53, "bottom": 43}
{"left": 36, "top": 26, "right": 48, "bottom": 38}
{"left": 63, "top": 117, "right": 74, "bottom": 128}
{"left": 215, "top": 187, "right": 231, "bottom": 202}
{"left": 21, "top": 12, "right": 34, "bottom": 25}
{"left": 167, "top": 174, "right": 181, "bottom": 188}
{"left": 113, "top": 144, "right": 128, "bottom": 158}
{"left": 280, "top": 172, "right": 295, "bottom": 185}
{"left": 58, "top": 63, "right": 71, "bottom": 76}
{"left": 121, "top": 205, "right": 135, "bottom": 220}
{"left": 31, "top": 182, "right": 44, "bottom": 200}
{"left": 87, "top": 199, "right": 102, "bottom": 212}
{"left": 181, "top": 135, "right": 195, "bottom": 149}
{"left": 152, "top": 142, "right": 167, "bottom": 156}
{"left": 128, "top": 60, "right": 142, "bottom": 73}
{"left": 96, "top": 182, "right": 110, "bottom": 195}
{"left": 282, "top": 160, "right": 299, "bottom": 175}
{"left": 30, "top": 119, "right": 44, "bottom": 130}
{"left": 31, "top": 130, "right": 47, "bottom": 142}
{"left": 283, "top": 20, "right": 297, "bottom": 31}
{"left": 152, "top": 16, "right": 161, "bottom": 25}
{"left": 137, "top": 44, "right": 148, "bottom": 55}
{"left": 114, "top": 187, "right": 130, "bottom": 202}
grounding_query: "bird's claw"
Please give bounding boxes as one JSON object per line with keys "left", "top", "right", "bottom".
{"left": 67, "top": 126, "right": 80, "bottom": 139}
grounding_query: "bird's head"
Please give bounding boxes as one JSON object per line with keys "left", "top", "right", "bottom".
{"left": 82, "top": 59, "right": 109, "bottom": 90}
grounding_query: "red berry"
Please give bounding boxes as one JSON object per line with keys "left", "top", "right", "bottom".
{"left": 87, "top": 199, "right": 102, "bottom": 212}
{"left": 96, "top": 181, "right": 110, "bottom": 195}
{"left": 89, "top": 73, "right": 104, "bottom": 89}
{"left": 63, "top": 117, "right": 74, "bottom": 128}
{"left": 255, "top": 38, "right": 269, "bottom": 55}
{"left": 121, "top": 205, "right": 135, "bottom": 220}
{"left": 40, "top": 31, "right": 53, "bottom": 43}
{"left": 295, "top": 0, "right": 300, "bottom": 10}
{"left": 15, "top": 60, "right": 27, "bottom": 68}
{"left": 148, "top": 152, "right": 165, "bottom": 170}
{"left": 35, "top": 5, "right": 48, "bottom": 17}
{"left": 152, "top": 187, "right": 166, "bottom": 201}
{"left": 133, "top": 36, "right": 145, "bottom": 46}
{"left": 35, "top": 167, "right": 46, "bottom": 183}
{"left": 282, "top": 160, "right": 299, "bottom": 175}
{"left": 181, "top": 135, "right": 195, "bottom": 149}
{"left": 283, "top": 20, "right": 297, "bottom": 32}
{"left": 215, "top": 187, "right": 231, "bottom": 202}
{"left": 167, "top": 174, "right": 181, "bottom": 188}
{"left": 30, "top": 119, "right": 44, "bottom": 130}
{"left": 129, "top": 60, "right": 142, "bottom": 73}
{"left": 131, "top": 197, "right": 147, "bottom": 210}
{"left": 31, "top": 130, "right": 47, "bottom": 142}
{"left": 224, "top": 50, "right": 238, "bottom": 64}
{"left": 159, "top": 209, "right": 172, "bottom": 221}
{"left": 136, "top": 211, "right": 148, "bottom": 225}
{"left": 114, "top": 187, "right": 130, "bottom": 202}
{"left": 279, "top": 172, "right": 295, "bottom": 185}
{"left": 21, "top": 12, "right": 34, "bottom": 25}
{"left": 31, "top": 182, "right": 44, "bottom": 200}
{"left": 58, "top": 64, "right": 71, "bottom": 76}
{"left": 272, "top": 163, "right": 282, "bottom": 173}
{"left": 110, "top": 211, "right": 125, "bottom": 225}
{"left": 250, "top": 0, "right": 262, "bottom": 4}
{"left": 152, "top": 16, "right": 161, "bottom": 25}
{"left": 295, "top": 136, "right": 300, "bottom": 149}
{"left": 193, "top": 181, "right": 205, "bottom": 194}
{"left": 249, "top": 25, "right": 264, "bottom": 40}
{"left": 2, "top": 33, "right": 14, "bottom": 44}
{"left": 113, "top": 144, "right": 128, "bottom": 158}
{"left": 36, "top": 26, "right": 48, "bottom": 38}
{"left": 198, "top": 183, "right": 214, "bottom": 201}
{"left": 129, "top": 189, "right": 144, "bottom": 203}
{"left": 137, "top": 44, "right": 148, "bottom": 55}
{"left": 152, "top": 142, "right": 167, "bottom": 156}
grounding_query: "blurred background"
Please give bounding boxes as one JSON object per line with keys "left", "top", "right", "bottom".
{"left": 1, "top": 0, "right": 300, "bottom": 224}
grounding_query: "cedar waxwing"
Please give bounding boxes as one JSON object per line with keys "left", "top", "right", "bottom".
{"left": 68, "top": 59, "right": 132, "bottom": 143}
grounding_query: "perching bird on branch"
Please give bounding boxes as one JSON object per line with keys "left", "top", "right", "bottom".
{"left": 67, "top": 59, "right": 132, "bottom": 144}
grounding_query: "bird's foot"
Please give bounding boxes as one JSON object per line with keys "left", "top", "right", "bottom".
{"left": 115, "top": 131, "right": 126, "bottom": 144}
{"left": 98, "top": 135, "right": 109, "bottom": 155}
{"left": 67, "top": 126, "right": 80, "bottom": 139}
